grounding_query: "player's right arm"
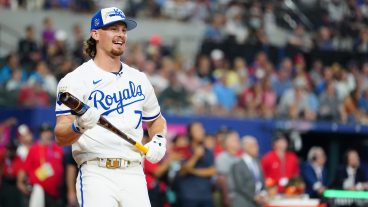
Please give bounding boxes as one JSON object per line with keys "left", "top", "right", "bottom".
{"left": 54, "top": 73, "right": 100, "bottom": 146}
{"left": 55, "top": 115, "right": 82, "bottom": 146}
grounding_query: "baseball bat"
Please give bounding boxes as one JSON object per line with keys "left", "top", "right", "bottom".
{"left": 58, "top": 92, "right": 148, "bottom": 154}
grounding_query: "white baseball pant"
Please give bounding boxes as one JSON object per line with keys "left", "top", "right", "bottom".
{"left": 76, "top": 163, "right": 151, "bottom": 207}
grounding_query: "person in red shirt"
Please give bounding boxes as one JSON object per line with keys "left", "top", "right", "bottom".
{"left": 0, "top": 139, "right": 25, "bottom": 207}
{"left": 261, "top": 132, "right": 299, "bottom": 192}
{"left": 17, "top": 123, "right": 64, "bottom": 207}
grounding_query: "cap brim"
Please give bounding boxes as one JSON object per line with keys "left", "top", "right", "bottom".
{"left": 98, "top": 18, "right": 137, "bottom": 31}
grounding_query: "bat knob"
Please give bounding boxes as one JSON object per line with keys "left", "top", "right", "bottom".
{"left": 58, "top": 92, "right": 69, "bottom": 102}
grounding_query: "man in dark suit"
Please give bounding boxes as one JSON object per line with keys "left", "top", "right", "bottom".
{"left": 301, "top": 146, "right": 329, "bottom": 198}
{"left": 332, "top": 149, "right": 368, "bottom": 190}
{"left": 229, "top": 136, "right": 266, "bottom": 207}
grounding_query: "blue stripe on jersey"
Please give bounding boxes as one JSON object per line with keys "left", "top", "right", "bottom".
{"left": 142, "top": 112, "right": 161, "bottom": 121}
{"left": 79, "top": 168, "right": 84, "bottom": 207}
{"left": 55, "top": 110, "right": 72, "bottom": 115}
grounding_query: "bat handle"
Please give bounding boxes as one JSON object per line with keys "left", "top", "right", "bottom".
{"left": 135, "top": 142, "right": 148, "bottom": 155}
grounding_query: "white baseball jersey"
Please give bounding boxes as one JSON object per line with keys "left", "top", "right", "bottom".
{"left": 55, "top": 59, "right": 161, "bottom": 165}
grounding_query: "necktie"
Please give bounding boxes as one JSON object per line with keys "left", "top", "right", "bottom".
{"left": 250, "top": 159, "right": 260, "bottom": 182}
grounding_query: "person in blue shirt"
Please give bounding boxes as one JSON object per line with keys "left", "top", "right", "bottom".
{"left": 176, "top": 121, "right": 216, "bottom": 207}
{"left": 0, "top": 53, "right": 27, "bottom": 87}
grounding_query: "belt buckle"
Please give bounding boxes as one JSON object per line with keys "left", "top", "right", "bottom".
{"left": 105, "top": 158, "right": 121, "bottom": 169}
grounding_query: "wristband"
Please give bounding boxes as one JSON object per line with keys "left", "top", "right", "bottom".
{"left": 72, "top": 120, "right": 82, "bottom": 134}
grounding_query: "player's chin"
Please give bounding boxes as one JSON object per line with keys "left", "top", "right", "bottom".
{"left": 111, "top": 48, "right": 124, "bottom": 56}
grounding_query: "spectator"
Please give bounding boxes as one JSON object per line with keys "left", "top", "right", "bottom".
{"left": 318, "top": 81, "right": 341, "bottom": 121}
{"left": 340, "top": 88, "right": 362, "bottom": 124}
{"left": 6, "top": 69, "right": 26, "bottom": 92}
{"left": 215, "top": 131, "right": 241, "bottom": 207}
{"left": 0, "top": 117, "right": 17, "bottom": 147}
{"left": 17, "top": 78, "right": 50, "bottom": 107}
{"left": 16, "top": 124, "right": 33, "bottom": 162}
{"left": 315, "top": 27, "right": 335, "bottom": 51}
{"left": 149, "top": 57, "right": 172, "bottom": 95}
{"left": 41, "top": 17, "right": 56, "bottom": 46}
{"left": 238, "top": 81, "right": 264, "bottom": 117}
{"left": 287, "top": 24, "right": 313, "bottom": 52}
{"left": 191, "top": 81, "right": 218, "bottom": 115}
{"left": 0, "top": 53, "right": 27, "bottom": 87}
{"left": 261, "top": 132, "right": 299, "bottom": 193}
{"left": 134, "top": 0, "right": 162, "bottom": 19}
{"left": 309, "top": 60, "right": 323, "bottom": 90}
{"left": 277, "top": 79, "right": 313, "bottom": 120}
{"left": 17, "top": 25, "right": 41, "bottom": 70}
{"left": 203, "top": 134, "right": 216, "bottom": 152}
{"left": 233, "top": 57, "right": 250, "bottom": 92}
{"left": 55, "top": 58, "right": 74, "bottom": 82}
{"left": 29, "top": 61, "right": 57, "bottom": 97}
{"left": 354, "top": 27, "right": 368, "bottom": 52}
{"left": 305, "top": 83, "right": 319, "bottom": 121}
{"left": 261, "top": 79, "right": 277, "bottom": 118}
{"left": 159, "top": 71, "right": 190, "bottom": 115}
{"left": 45, "top": 30, "right": 68, "bottom": 69}
{"left": 315, "top": 66, "right": 334, "bottom": 95}
{"left": 146, "top": 133, "right": 190, "bottom": 207}
{"left": 0, "top": 139, "right": 25, "bottom": 207}
{"left": 326, "top": 0, "right": 348, "bottom": 24}
{"left": 333, "top": 63, "right": 355, "bottom": 100}
{"left": 225, "top": 5, "right": 248, "bottom": 44}
{"left": 213, "top": 72, "right": 237, "bottom": 114}
{"left": 162, "top": 0, "right": 196, "bottom": 21}
{"left": 271, "top": 59, "right": 292, "bottom": 99}
{"left": 230, "top": 136, "right": 266, "bottom": 207}
{"left": 301, "top": 147, "right": 329, "bottom": 199}
{"left": 195, "top": 55, "right": 214, "bottom": 83}
{"left": 176, "top": 121, "right": 216, "bottom": 207}
{"left": 359, "top": 88, "right": 368, "bottom": 116}
{"left": 177, "top": 67, "right": 202, "bottom": 94}
{"left": 71, "top": 23, "right": 87, "bottom": 65}
{"left": 332, "top": 149, "right": 368, "bottom": 190}
{"left": 203, "top": 13, "right": 226, "bottom": 43}
{"left": 17, "top": 123, "right": 64, "bottom": 207}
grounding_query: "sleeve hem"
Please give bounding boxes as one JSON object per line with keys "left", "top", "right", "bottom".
{"left": 142, "top": 112, "right": 161, "bottom": 122}
{"left": 55, "top": 110, "right": 72, "bottom": 116}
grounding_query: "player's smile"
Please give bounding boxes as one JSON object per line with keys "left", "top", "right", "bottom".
{"left": 113, "top": 41, "right": 124, "bottom": 45}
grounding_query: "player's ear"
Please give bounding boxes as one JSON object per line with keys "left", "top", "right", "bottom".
{"left": 91, "top": 30, "right": 99, "bottom": 41}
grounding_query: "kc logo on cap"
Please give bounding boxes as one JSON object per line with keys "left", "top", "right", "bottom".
{"left": 90, "top": 7, "right": 137, "bottom": 31}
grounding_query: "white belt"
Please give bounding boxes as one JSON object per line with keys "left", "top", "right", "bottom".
{"left": 83, "top": 158, "right": 142, "bottom": 169}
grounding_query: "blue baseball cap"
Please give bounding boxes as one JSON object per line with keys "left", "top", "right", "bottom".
{"left": 90, "top": 7, "right": 137, "bottom": 31}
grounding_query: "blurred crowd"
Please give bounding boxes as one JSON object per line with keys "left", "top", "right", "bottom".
{"left": 1, "top": 118, "right": 368, "bottom": 207}
{"left": 1, "top": 1, "right": 368, "bottom": 124}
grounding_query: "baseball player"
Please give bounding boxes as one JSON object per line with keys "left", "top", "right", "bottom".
{"left": 54, "top": 7, "right": 167, "bottom": 207}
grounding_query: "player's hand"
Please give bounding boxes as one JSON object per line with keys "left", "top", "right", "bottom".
{"left": 145, "top": 134, "right": 166, "bottom": 163}
{"left": 73, "top": 107, "right": 100, "bottom": 133}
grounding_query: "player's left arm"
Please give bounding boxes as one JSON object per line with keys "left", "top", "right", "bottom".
{"left": 145, "top": 115, "right": 167, "bottom": 139}
{"left": 144, "top": 115, "right": 167, "bottom": 163}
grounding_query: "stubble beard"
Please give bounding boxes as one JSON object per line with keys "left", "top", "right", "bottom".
{"left": 111, "top": 47, "right": 124, "bottom": 57}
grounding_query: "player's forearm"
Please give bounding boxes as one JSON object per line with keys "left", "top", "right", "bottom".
{"left": 146, "top": 115, "right": 167, "bottom": 138}
{"left": 55, "top": 122, "right": 81, "bottom": 146}
{"left": 55, "top": 116, "right": 81, "bottom": 146}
